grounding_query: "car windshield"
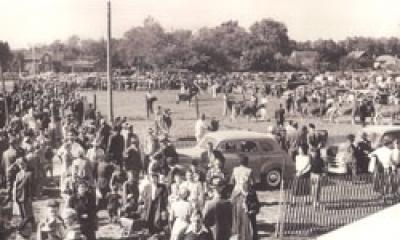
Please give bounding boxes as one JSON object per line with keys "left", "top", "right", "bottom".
{"left": 198, "top": 137, "right": 217, "bottom": 149}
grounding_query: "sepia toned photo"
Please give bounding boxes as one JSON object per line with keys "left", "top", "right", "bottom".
{"left": 0, "top": 0, "right": 400, "bottom": 239}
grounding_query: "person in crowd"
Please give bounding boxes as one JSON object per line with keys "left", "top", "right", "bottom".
{"left": 107, "top": 125, "right": 125, "bottom": 168}
{"left": 62, "top": 208, "right": 87, "bottom": 240}
{"left": 144, "top": 128, "right": 159, "bottom": 174}
{"left": 310, "top": 148, "right": 324, "bottom": 208}
{"left": 109, "top": 168, "right": 127, "bottom": 192}
{"left": 230, "top": 155, "right": 254, "bottom": 194}
{"left": 356, "top": 132, "right": 372, "bottom": 174}
{"left": 177, "top": 211, "right": 212, "bottom": 240}
{"left": 37, "top": 200, "right": 65, "bottom": 240}
{"left": 293, "top": 145, "right": 311, "bottom": 197}
{"left": 342, "top": 134, "right": 357, "bottom": 177}
{"left": 98, "top": 119, "right": 112, "bottom": 151}
{"left": 15, "top": 217, "right": 36, "bottom": 240}
{"left": 169, "top": 171, "right": 184, "bottom": 205}
{"left": 71, "top": 151, "right": 95, "bottom": 187}
{"left": 369, "top": 136, "right": 396, "bottom": 202}
{"left": 195, "top": 114, "right": 208, "bottom": 142}
{"left": 275, "top": 103, "right": 285, "bottom": 127}
{"left": 181, "top": 170, "right": 205, "bottom": 208}
{"left": 201, "top": 141, "right": 224, "bottom": 169}
{"left": 170, "top": 188, "right": 192, "bottom": 240}
{"left": 124, "top": 138, "right": 142, "bottom": 180}
{"left": 203, "top": 180, "right": 232, "bottom": 240}
{"left": 122, "top": 171, "right": 139, "bottom": 205}
{"left": 140, "top": 173, "right": 168, "bottom": 235}
{"left": 15, "top": 157, "right": 35, "bottom": 221}
{"left": 106, "top": 185, "right": 122, "bottom": 224}
{"left": 86, "top": 139, "right": 105, "bottom": 172}
{"left": 95, "top": 155, "right": 115, "bottom": 210}
{"left": 67, "top": 181, "right": 97, "bottom": 240}
{"left": 231, "top": 180, "right": 260, "bottom": 240}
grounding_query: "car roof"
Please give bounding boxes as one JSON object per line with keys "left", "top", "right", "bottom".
{"left": 204, "top": 130, "right": 276, "bottom": 142}
{"left": 362, "top": 125, "right": 400, "bottom": 134}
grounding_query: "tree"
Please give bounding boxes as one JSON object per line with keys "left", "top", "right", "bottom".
{"left": 249, "top": 19, "right": 291, "bottom": 55}
{"left": 0, "top": 41, "right": 13, "bottom": 72}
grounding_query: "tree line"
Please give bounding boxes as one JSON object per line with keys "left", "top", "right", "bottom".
{"left": 3, "top": 17, "right": 400, "bottom": 73}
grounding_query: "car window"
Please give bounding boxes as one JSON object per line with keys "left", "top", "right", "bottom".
{"left": 259, "top": 141, "right": 274, "bottom": 152}
{"left": 382, "top": 131, "right": 400, "bottom": 142}
{"left": 239, "top": 140, "right": 258, "bottom": 153}
{"left": 218, "top": 141, "right": 237, "bottom": 153}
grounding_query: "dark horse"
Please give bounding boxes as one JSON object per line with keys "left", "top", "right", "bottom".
{"left": 176, "top": 86, "right": 199, "bottom": 105}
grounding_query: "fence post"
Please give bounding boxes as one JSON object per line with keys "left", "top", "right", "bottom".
{"left": 93, "top": 93, "right": 97, "bottom": 112}
{"left": 195, "top": 95, "right": 199, "bottom": 119}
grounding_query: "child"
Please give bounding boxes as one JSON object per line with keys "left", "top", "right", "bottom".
{"left": 107, "top": 185, "right": 122, "bottom": 224}
{"left": 37, "top": 200, "right": 65, "bottom": 240}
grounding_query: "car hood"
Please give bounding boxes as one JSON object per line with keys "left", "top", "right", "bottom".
{"left": 176, "top": 147, "right": 202, "bottom": 159}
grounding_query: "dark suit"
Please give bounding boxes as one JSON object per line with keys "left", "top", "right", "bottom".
{"left": 107, "top": 133, "right": 124, "bottom": 167}
{"left": 15, "top": 170, "right": 34, "bottom": 219}
{"left": 141, "top": 183, "right": 168, "bottom": 234}
{"left": 67, "top": 192, "right": 97, "bottom": 240}
{"left": 203, "top": 197, "right": 232, "bottom": 240}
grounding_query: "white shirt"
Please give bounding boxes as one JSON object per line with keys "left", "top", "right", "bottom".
{"left": 370, "top": 146, "right": 394, "bottom": 169}
{"left": 295, "top": 155, "right": 311, "bottom": 176}
{"left": 195, "top": 119, "right": 207, "bottom": 140}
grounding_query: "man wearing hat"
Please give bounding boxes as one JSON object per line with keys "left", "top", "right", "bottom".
{"left": 124, "top": 138, "right": 142, "bottom": 180}
{"left": 356, "top": 132, "right": 372, "bottom": 174}
{"left": 140, "top": 172, "right": 168, "bottom": 235}
{"left": 107, "top": 125, "right": 125, "bottom": 169}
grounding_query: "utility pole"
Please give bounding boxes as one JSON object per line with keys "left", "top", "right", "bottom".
{"left": 107, "top": 0, "right": 114, "bottom": 123}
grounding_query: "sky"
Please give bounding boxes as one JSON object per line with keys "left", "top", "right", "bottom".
{"left": 1, "top": 0, "right": 400, "bottom": 49}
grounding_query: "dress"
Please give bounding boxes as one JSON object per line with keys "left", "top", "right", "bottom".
{"left": 170, "top": 200, "right": 192, "bottom": 240}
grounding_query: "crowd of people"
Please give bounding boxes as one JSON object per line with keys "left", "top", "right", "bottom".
{"left": 0, "top": 79, "right": 261, "bottom": 240}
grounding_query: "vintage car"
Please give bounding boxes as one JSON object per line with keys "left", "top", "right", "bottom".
{"left": 327, "top": 125, "right": 400, "bottom": 174}
{"left": 176, "top": 130, "right": 295, "bottom": 189}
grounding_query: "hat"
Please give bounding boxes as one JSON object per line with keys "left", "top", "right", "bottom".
{"left": 148, "top": 128, "right": 154, "bottom": 133}
{"left": 47, "top": 199, "right": 59, "bottom": 208}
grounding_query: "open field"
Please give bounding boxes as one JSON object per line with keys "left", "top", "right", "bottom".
{"left": 8, "top": 89, "right": 367, "bottom": 240}
{"left": 77, "top": 90, "right": 365, "bottom": 239}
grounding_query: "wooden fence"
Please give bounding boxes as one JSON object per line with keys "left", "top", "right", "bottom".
{"left": 276, "top": 173, "right": 400, "bottom": 238}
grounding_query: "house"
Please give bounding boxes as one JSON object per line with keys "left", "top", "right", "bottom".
{"left": 23, "top": 51, "right": 98, "bottom": 74}
{"left": 288, "top": 51, "right": 320, "bottom": 71}
{"left": 62, "top": 57, "right": 99, "bottom": 72}
{"left": 374, "top": 55, "right": 400, "bottom": 71}
{"left": 345, "top": 50, "right": 373, "bottom": 69}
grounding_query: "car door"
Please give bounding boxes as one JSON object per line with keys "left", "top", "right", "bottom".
{"left": 216, "top": 140, "right": 240, "bottom": 174}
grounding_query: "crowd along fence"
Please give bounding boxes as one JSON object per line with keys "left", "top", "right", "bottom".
{"left": 275, "top": 172, "right": 400, "bottom": 239}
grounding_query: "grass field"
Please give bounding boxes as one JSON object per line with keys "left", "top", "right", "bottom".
{"left": 77, "top": 90, "right": 366, "bottom": 239}
{"left": 18, "top": 89, "right": 367, "bottom": 240}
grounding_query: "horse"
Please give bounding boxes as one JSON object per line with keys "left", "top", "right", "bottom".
{"left": 176, "top": 86, "right": 199, "bottom": 105}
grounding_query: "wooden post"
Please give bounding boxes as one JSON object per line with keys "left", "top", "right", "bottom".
{"left": 106, "top": 0, "right": 114, "bottom": 123}
{"left": 195, "top": 95, "right": 199, "bottom": 119}
{"left": 93, "top": 93, "right": 97, "bottom": 112}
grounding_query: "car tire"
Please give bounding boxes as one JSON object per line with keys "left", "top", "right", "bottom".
{"left": 262, "top": 168, "right": 282, "bottom": 189}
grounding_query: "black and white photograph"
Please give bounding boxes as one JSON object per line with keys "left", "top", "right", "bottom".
{"left": 0, "top": 0, "right": 400, "bottom": 239}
